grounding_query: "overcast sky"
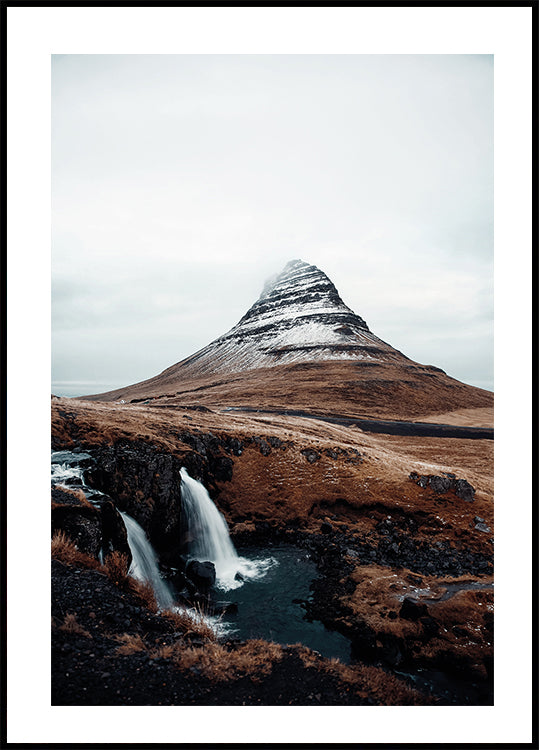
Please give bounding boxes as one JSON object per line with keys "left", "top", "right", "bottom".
{"left": 52, "top": 54, "right": 493, "bottom": 395}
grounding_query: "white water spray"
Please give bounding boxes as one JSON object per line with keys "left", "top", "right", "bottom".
{"left": 51, "top": 451, "right": 224, "bottom": 632}
{"left": 119, "top": 511, "right": 174, "bottom": 610}
{"left": 180, "top": 467, "right": 276, "bottom": 591}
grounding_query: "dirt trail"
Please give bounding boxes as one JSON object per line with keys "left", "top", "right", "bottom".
{"left": 217, "top": 407, "right": 494, "bottom": 440}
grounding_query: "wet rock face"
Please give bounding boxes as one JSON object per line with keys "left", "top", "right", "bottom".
{"left": 85, "top": 441, "right": 185, "bottom": 566}
{"left": 83, "top": 434, "right": 240, "bottom": 566}
{"left": 100, "top": 500, "right": 132, "bottom": 563}
{"left": 51, "top": 487, "right": 131, "bottom": 565}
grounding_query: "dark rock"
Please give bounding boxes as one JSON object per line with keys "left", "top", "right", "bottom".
{"left": 208, "top": 454, "right": 234, "bottom": 482}
{"left": 428, "top": 475, "right": 452, "bottom": 494}
{"left": 253, "top": 437, "right": 271, "bottom": 456}
{"left": 409, "top": 471, "right": 475, "bottom": 502}
{"left": 419, "top": 616, "right": 439, "bottom": 638}
{"left": 399, "top": 598, "right": 428, "bottom": 621}
{"left": 301, "top": 448, "right": 321, "bottom": 464}
{"left": 185, "top": 560, "right": 216, "bottom": 592}
{"left": 100, "top": 500, "right": 132, "bottom": 565}
{"left": 225, "top": 437, "right": 243, "bottom": 456}
{"left": 320, "top": 522, "right": 333, "bottom": 534}
{"left": 474, "top": 522, "right": 491, "bottom": 533}
{"left": 51, "top": 503, "right": 102, "bottom": 558}
{"left": 378, "top": 635, "right": 403, "bottom": 666}
{"left": 168, "top": 570, "right": 196, "bottom": 598}
{"left": 454, "top": 478, "right": 475, "bottom": 502}
{"left": 85, "top": 441, "right": 185, "bottom": 566}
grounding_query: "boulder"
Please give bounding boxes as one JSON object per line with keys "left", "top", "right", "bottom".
{"left": 475, "top": 522, "right": 491, "bottom": 533}
{"left": 301, "top": 448, "right": 321, "bottom": 464}
{"left": 185, "top": 560, "right": 216, "bottom": 592}
{"left": 399, "top": 597, "right": 428, "bottom": 621}
{"left": 409, "top": 471, "right": 475, "bottom": 501}
{"left": 454, "top": 478, "right": 475, "bottom": 502}
{"left": 428, "top": 475, "right": 452, "bottom": 494}
{"left": 213, "top": 601, "right": 238, "bottom": 615}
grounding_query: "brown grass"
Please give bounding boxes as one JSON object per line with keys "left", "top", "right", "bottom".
{"left": 113, "top": 633, "right": 147, "bottom": 655}
{"left": 102, "top": 551, "right": 131, "bottom": 586}
{"left": 159, "top": 607, "right": 217, "bottom": 642}
{"left": 51, "top": 530, "right": 100, "bottom": 569}
{"left": 127, "top": 578, "right": 158, "bottom": 614}
{"left": 52, "top": 485, "right": 93, "bottom": 508}
{"left": 330, "top": 658, "right": 431, "bottom": 706}
{"left": 151, "top": 638, "right": 283, "bottom": 682}
{"left": 101, "top": 555, "right": 160, "bottom": 613}
{"left": 51, "top": 531, "right": 161, "bottom": 616}
{"left": 51, "top": 392, "right": 493, "bottom": 547}
{"left": 56, "top": 612, "right": 92, "bottom": 639}
{"left": 294, "top": 646, "right": 431, "bottom": 705}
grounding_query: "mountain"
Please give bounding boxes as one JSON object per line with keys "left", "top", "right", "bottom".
{"left": 161, "top": 259, "right": 407, "bottom": 379}
{"left": 85, "top": 259, "right": 493, "bottom": 420}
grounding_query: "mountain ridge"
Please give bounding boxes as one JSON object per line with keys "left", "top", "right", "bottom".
{"left": 83, "top": 259, "right": 492, "bottom": 419}
{"left": 152, "top": 259, "right": 408, "bottom": 381}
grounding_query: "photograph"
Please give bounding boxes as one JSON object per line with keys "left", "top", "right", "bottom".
{"left": 4, "top": 4, "right": 534, "bottom": 747}
{"left": 50, "top": 52, "right": 494, "bottom": 707}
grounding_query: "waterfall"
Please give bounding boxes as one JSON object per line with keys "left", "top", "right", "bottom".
{"left": 119, "top": 511, "right": 174, "bottom": 610}
{"left": 52, "top": 451, "right": 174, "bottom": 609}
{"left": 180, "top": 467, "right": 276, "bottom": 591}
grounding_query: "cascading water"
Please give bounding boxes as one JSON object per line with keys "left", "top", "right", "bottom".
{"left": 51, "top": 450, "right": 176, "bottom": 609}
{"left": 119, "top": 511, "right": 174, "bottom": 610}
{"left": 51, "top": 450, "right": 91, "bottom": 487}
{"left": 50, "top": 451, "right": 224, "bottom": 634}
{"left": 180, "top": 467, "right": 275, "bottom": 591}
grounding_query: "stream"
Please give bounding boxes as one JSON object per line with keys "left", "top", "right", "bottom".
{"left": 51, "top": 449, "right": 492, "bottom": 703}
{"left": 217, "top": 544, "right": 352, "bottom": 662}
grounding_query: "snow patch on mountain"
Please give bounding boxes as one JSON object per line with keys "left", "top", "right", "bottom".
{"left": 167, "top": 259, "right": 407, "bottom": 378}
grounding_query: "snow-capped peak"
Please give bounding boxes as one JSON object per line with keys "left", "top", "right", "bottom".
{"left": 171, "top": 260, "right": 407, "bottom": 377}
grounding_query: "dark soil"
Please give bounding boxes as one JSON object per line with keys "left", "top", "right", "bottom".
{"left": 52, "top": 560, "right": 376, "bottom": 705}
